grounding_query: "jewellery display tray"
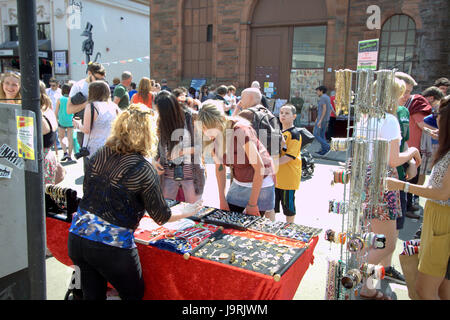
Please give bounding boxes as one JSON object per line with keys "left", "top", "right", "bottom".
{"left": 188, "top": 229, "right": 306, "bottom": 278}
{"left": 248, "top": 217, "right": 322, "bottom": 243}
{"left": 150, "top": 223, "right": 220, "bottom": 254}
{"left": 134, "top": 214, "right": 220, "bottom": 254}
{"left": 194, "top": 208, "right": 262, "bottom": 231}
{"left": 168, "top": 202, "right": 217, "bottom": 222}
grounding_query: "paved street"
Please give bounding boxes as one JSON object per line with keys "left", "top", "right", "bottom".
{"left": 46, "top": 141, "right": 421, "bottom": 300}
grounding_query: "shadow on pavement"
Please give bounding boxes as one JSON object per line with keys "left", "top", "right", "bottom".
{"left": 75, "top": 175, "right": 84, "bottom": 185}
{"left": 399, "top": 207, "right": 423, "bottom": 242}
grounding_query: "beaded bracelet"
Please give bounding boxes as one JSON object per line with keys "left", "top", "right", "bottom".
{"left": 328, "top": 200, "right": 347, "bottom": 214}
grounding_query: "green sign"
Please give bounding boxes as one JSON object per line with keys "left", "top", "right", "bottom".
{"left": 357, "top": 39, "right": 379, "bottom": 70}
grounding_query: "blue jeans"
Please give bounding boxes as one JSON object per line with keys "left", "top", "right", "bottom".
{"left": 313, "top": 122, "right": 330, "bottom": 152}
{"left": 226, "top": 181, "right": 275, "bottom": 212}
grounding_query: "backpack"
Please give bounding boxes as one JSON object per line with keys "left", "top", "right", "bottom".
{"left": 298, "top": 127, "right": 314, "bottom": 149}
{"left": 247, "top": 105, "right": 283, "bottom": 156}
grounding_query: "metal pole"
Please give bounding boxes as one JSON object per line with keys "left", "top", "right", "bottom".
{"left": 17, "top": 0, "right": 47, "bottom": 300}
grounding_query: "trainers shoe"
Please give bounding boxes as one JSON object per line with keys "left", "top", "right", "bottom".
{"left": 61, "top": 153, "right": 69, "bottom": 161}
{"left": 317, "top": 148, "right": 331, "bottom": 156}
{"left": 384, "top": 266, "right": 406, "bottom": 285}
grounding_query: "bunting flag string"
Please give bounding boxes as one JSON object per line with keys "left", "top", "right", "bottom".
{"left": 65, "top": 55, "right": 150, "bottom": 68}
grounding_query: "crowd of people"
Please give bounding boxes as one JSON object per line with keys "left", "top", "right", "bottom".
{"left": 1, "top": 62, "right": 448, "bottom": 301}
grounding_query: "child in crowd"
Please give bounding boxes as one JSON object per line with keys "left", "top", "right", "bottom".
{"left": 268, "top": 104, "right": 302, "bottom": 223}
{"left": 55, "top": 83, "right": 74, "bottom": 161}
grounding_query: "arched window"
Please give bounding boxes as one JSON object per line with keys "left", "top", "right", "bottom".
{"left": 378, "top": 15, "right": 416, "bottom": 74}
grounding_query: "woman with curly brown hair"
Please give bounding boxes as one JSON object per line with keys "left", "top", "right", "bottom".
{"left": 68, "top": 104, "right": 201, "bottom": 300}
{"left": 387, "top": 96, "right": 450, "bottom": 300}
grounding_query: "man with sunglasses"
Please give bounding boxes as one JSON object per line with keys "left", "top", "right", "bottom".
{"left": 66, "top": 62, "right": 106, "bottom": 171}
{"left": 67, "top": 62, "right": 106, "bottom": 116}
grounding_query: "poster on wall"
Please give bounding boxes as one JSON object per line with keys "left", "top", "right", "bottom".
{"left": 54, "top": 50, "right": 68, "bottom": 75}
{"left": 357, "top": 39, "right": 379, "bottom": 70}
{"left": 290, "top": 69, "right": 324, "bottom": 125}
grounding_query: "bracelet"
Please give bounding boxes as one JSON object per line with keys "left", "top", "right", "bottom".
{"left": 403, "top": 182, "right": 410, "bottom": 193}
{"left": 247, "top": 203, "right": 257, "bottom": 207}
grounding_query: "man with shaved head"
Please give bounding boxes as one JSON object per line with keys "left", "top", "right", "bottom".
{"left": 251, "top": 80, "right": 270, "bottom": 110}
{"left": 235, "top": 86, "right": 283, "bottom": 158}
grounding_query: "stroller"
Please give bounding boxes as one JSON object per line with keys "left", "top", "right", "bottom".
{"left": 299, "top": 128, "right": 315, "bottom": 179}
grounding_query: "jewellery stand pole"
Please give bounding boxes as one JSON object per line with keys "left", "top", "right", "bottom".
{"left": 332, "top": 69, "right": 396, "bottom": 300}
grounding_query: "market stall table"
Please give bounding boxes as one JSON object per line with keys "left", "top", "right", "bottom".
{"left": 46, "top": 216, "right": 318, "bottom": 300}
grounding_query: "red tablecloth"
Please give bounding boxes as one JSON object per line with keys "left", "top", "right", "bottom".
{"left": 46, "top": 217, "right": 318, "bottom": 300}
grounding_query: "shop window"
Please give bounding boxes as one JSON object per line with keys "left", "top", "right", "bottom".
{"left": 290, "top": 26, "right": 326, "bottom": 126}
{"left": 378, "top": 15, "right": 416, "bottom": 74}
{"left": 292, "top": 26, "right": 326, "bottom": 69}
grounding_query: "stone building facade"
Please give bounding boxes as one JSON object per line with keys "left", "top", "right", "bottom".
{"left": 150, "top": 0, "right": 449, "bottom": 101}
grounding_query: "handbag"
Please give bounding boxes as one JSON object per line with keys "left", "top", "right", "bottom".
{"left": 298, "top": 127, "right": 314, "bottom": 149}
{"left": 399, "top": 240, "right": 421, "bottom": 300}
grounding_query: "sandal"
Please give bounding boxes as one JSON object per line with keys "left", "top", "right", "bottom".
{"left": 360, "top": 290, "right": 392, "bottom": 300}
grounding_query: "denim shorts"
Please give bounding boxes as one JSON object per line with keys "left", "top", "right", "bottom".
{"left": 226, "top": 181, "right": 275, "bottom": 211}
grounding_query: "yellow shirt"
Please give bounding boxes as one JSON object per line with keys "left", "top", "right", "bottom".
{"left": 276, "top": 127, "right": 302, "bottom": 190}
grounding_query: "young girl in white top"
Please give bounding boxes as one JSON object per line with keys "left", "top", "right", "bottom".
{"left": 73, "top": 81, "right": 121, "bottom": 161}
{"left": 358, "top": 77, "right": 422, "bottom": 300}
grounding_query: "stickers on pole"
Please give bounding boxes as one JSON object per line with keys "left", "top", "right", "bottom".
{"left": 0, "top": 144, "right": 24, "bottom": 169}
{"left": 0, "top": 164, "right": 13, "bottom": 179}
{"left": 16, "top": 115, "right": 35, "bottom": 160}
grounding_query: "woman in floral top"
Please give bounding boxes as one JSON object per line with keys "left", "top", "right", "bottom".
{"left": 387, "top": 96, "right": 450, "bottom": 300}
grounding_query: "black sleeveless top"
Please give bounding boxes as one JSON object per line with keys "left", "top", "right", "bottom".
{"left": 43, "top": 115, "right": 57, "bottom": 148}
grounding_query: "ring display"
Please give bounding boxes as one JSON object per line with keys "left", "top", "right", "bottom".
{"left": 202, "top": 209, "right": 261, "bottom": 231}
{"left": 189, "top": 230, "right": 307, "bottom": 278}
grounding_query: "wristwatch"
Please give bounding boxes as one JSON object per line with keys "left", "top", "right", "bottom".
{"left": 403, "top": 182, "right": 410, "bottom": 193}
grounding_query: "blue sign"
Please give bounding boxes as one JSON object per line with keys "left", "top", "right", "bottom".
{"left": 190, "top": 78, "right": 207, "bottom": 91}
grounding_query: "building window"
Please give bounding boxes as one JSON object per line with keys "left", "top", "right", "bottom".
{"left": 37, "top": 23, "right": 50, "bottom": 40}
{"left": 206, "top": 24, "right": 213, "bottom": 42}
{"left": 378, "top": 15, "right": 416, "bottom": 74}
{"left": 290, "top": 26, "right": 326, "bottom": 126}
{"left": 292, "top": 26, "right": 326, "bottom": 69}
{"left": 183, "top": 0, "right": 213, "bottom": 79}
{"left": 8, "top": 23, "right": 50, "bottom": 42}
{"left": 9, "top": 25, "right": 19, "bottom": 41}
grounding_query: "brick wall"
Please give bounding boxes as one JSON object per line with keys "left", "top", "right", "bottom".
{"left": 150, "top": 0, "right": 449, "bottom": 93}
